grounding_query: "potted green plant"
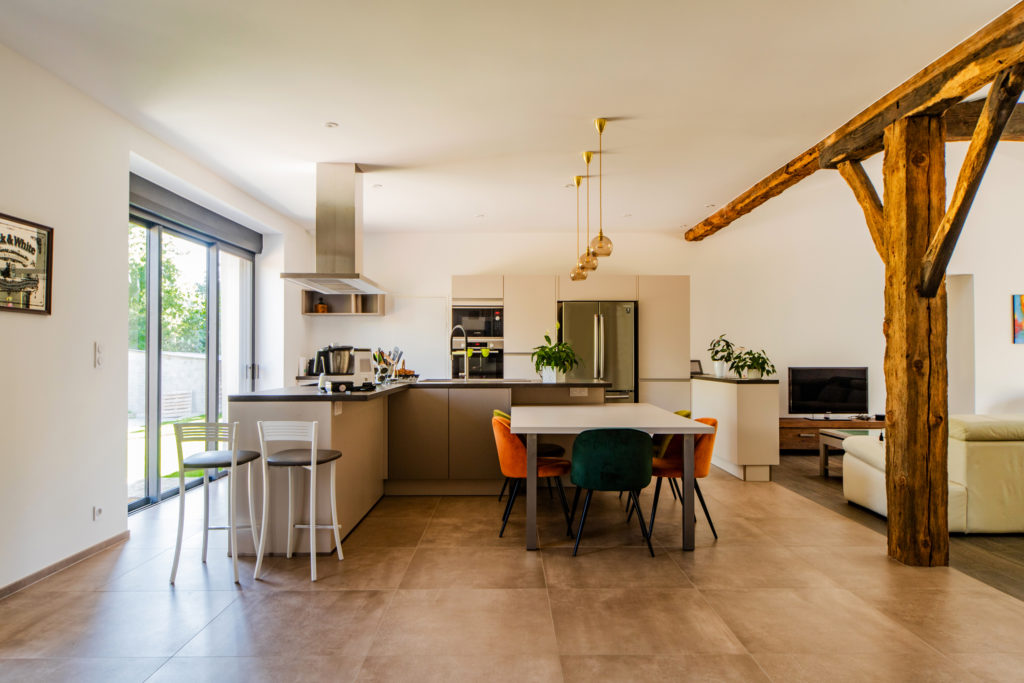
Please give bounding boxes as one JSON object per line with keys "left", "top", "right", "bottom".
{"left": 730, "top": 348, "right": 776, "bottom": 379}
{"left": 531, "top": 324, "right": 582, "bottom": 383}
{"left": 708, "top": 334, "right": 736, "bottom": 378}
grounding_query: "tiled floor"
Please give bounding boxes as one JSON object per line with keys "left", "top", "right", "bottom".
{"left": 3, "top": 470, "right": 1024, "bottom": 682}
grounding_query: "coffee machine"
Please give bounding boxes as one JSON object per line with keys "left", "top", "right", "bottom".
{"left": 309, "top": 345, "right": 375, "bottom": 391}
{"left": 349, "top": 348, "right": 375, "bottom": 389}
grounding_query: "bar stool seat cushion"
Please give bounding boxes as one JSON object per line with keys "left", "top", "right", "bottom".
{"left": 266, "top": 448, "right": 343, "bottom": 467}
{"left": 183, "top": 449, "right": 260, "bottom": 470}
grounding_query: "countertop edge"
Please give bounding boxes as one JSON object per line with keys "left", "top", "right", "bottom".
{"left": 691, "top": 374, "right": 780, "bottom": 385}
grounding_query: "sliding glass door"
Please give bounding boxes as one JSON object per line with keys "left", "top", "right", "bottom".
{"left": 127, "top": 221, "right": 254, "bottom": 510}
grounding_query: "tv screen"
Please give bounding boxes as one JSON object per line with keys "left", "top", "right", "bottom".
{"left": 788, "top": 367, "right": 868, "bottom": 415}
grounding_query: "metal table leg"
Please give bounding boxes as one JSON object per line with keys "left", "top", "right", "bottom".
{"left": 526, "top": 432, "right": 538, "bottom": 550}
{"left": 682, "top": 433, "right": 695, "bottom": 551}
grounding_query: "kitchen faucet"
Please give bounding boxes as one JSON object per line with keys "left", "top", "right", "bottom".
{"left": 450, "top": 324, "right": 469, "bottom": 380}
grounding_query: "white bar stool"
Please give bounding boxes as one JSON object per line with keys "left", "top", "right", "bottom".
{"left": 170, "top": 421, "right": 260, "bottom": 584}
{"left": 253, "top": 421, "right": 344, "bottom": 582}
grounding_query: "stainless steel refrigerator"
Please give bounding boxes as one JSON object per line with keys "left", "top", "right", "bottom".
{"left": 559, "top": 301, "right": 637, "bottom": 403}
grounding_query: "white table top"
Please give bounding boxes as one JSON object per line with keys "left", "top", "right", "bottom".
{"left": 510, "top": 403, "right": 715, "bottom": 435}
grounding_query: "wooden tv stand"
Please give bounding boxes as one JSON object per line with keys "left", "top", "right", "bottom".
{"left": 779, "top": 417, "right": 885, "bottom": 452}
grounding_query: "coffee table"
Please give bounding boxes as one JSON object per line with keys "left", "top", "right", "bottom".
{"left": 819, "top": 428, "right": 884, "bottom": 477}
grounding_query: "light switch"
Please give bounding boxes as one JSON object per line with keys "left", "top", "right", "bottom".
{"left": 94, "top": 342, "right": 104, "bottom": 368}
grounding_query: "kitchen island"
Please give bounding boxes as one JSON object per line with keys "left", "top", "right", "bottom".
{"left": 227, "top": 379, "right": 608, "bottom": 555}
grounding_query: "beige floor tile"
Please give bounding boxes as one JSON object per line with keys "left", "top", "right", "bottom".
{"left": 671, "top": 544, "right": 835, "bottom": 590}
{"left": 949, "top": 653, "right": 1024, "bottom": 682}
{"left": 369, "top": 588, "right": 558, "bottom": 656}
{"left": 357, "top": 654, "right": 563, "bottom": 682}
{"left": 400, "top": 547, "right": 545, "bottom": 589}
{"left": 432, "top": 495, "right": 510, "bottom": 519}
{"left": 542, "top": 547, "right": 691, "bottom": 589}
{"left": 251, "top": 548, "right": 415, "bottom": 590}
{"left": 548, "top": 588, "right": 745, "bottom": 656}
{"left": 560, "top": 654, "right": 769, "bottom": 682}
{"left": 753, "top": 652, "right": 979, "bottom": 683}
{"left": 752, "top": 514, "right": 886, "bottom": 548}
{"left": 18, "top": 543, "right": 165, "bottom": 593}
{"left": 342, "top": 516, "right": 430, "bottom": 548}
{"left": 703, "top": 587, "right": 935, "bottom": 655}
{"left": 0, "top": 657, "right": 167, "bottom": 683}
{"left": 790, "top": 544, "right": 1007, "bottom": 593}
{"left": 652, "top": 515, "right": 780, "bottom": 550}
{"left": 419, "top": 516, "right": 532, "bottom": 548}
{"left": 0, "top": 590, "right": 238, "bottom": 658}
{"left": 368, "top": 496, "right": 440, "bottom": 518}
{"left": 105, "top": 548, "right": 266, "bottom": 592}
{"left": 176, "top": 590, "right": 392, "bottom": 657}
{"left": 857, "top": 587, "right": 1024, "bottom": 654}
{"left": 539, "top": 511, "right": 651, "bottom": 549}
{"left": 148, "top": 655, "right": 365, "bottom": 683}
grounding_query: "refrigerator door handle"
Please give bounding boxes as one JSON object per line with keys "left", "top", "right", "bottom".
{"left": 593, "top": 313, "right": 600, "bottom": 379}
{"left": 599, "top": 313, "right": 606, "bottom": 380}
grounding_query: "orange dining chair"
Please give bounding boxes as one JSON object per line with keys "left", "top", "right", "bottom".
{"left": 493, "top": 409, "right": 564, "bottom": 502}
{"left": 649, "top": 417, "right": 718, "bottom": 539}
{"left": 492, "top": 416, "right": 572, "bottom": 537}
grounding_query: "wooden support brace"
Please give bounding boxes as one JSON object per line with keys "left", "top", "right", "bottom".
{"left": 919, "top": 63, "right": 1024, "bottom": 297}
{"left": 837, "top": 161, "right": 885, "bottom": 260}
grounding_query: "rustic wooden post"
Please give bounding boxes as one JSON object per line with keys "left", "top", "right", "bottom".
{"left": 881, "top": 115, "right": 949, "bottom": 566}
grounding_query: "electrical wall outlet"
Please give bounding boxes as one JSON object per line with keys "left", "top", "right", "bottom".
{"left": 569, "top": 387, "right": 589, "bottom": 398}
{"left": 92, "top": 506, "right": 103, "bottom": 521}
{"left": 93, "top": 341, "right": 104, "bottom": 368}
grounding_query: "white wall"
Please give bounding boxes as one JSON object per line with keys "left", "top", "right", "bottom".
{"left": 0, "top": 41, "right": 310, "bottom": 589}
{"left": 307, "top": 144, "right": 1024, "bottom": 417}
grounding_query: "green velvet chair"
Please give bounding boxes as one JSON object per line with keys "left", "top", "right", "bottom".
{"left": 569, "top": 428, "right": 655, "bottom": 557}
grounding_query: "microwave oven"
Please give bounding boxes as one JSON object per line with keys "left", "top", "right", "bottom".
{"left": 451, "top": 306, "right": 503, "bottom": 338}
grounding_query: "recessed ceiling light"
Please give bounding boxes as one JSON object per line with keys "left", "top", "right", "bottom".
{"left": 475, "top": 213, "right": 486, "bottom": 218}
{"left": 324, "top": 121, "right": 338, "bottom": 128}
{"left": 623, "top": 213, "right": 632, "bottom": 218}
{"left": 372, "top": 183, "right": 383, "bottom": 189}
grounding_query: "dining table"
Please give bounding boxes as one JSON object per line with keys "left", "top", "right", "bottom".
{"left": 510, "top": 403, "right": 715, "bottom": 551}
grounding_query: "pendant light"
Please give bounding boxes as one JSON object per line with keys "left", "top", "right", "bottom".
{"left": 569, "top": 175, "right": 587, "bottom": 281}
{"left": 590, "top": 118, "right": 613, "bottom": 257}
{"left": 579, "top": 151, "right": 598, "bottom": 271}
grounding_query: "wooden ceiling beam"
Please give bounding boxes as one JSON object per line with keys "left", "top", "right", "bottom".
{"left": 945, "top": 99, "right": 1024, "bottom": 141}
{"left": 683, "top": 146, "right": 818, "bottom": 242}
{"left": 919, "top": 63, "right": 1024, "bottom": 297}
{"left": 819, "top": 3, "right": 1024, "bottom": 168}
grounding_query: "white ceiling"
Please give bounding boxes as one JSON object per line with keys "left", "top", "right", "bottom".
{"left": 0, "top": 1, "right": 1014, "bottom": 235}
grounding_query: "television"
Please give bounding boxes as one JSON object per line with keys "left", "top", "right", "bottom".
{"left": 788, "top": 367, "right": 868, "bottom": 415}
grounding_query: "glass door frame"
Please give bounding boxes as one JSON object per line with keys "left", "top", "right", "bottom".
{"left": 129, "top": 220, "right": 255, "bottom": 512}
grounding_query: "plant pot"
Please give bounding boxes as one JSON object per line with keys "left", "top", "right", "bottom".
{"left": 541, "top": 367, "right": 558, "bottom": 383}
{"left": 713, "top": 360, "right": 726, "bottom": 378}
{"left": 747, "top": 369, "right": 762, "bottom": 380}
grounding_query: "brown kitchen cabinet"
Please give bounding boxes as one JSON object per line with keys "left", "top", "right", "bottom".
{"left": 779, "top": 417, "right": 885, "bottom": 451}
{"left": 448, "top": 388, "right": 510, "bottom": 479}
{"left": 387, "top": 388, "right": 449, "bottom": 479}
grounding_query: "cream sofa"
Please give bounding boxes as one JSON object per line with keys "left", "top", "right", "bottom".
{"left": 842, "top": 415, "right": 1024, "bottom": 533}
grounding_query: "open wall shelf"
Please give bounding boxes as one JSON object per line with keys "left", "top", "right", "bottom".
{"left": 301, "top": 290, "right": 385, "bottom": 316}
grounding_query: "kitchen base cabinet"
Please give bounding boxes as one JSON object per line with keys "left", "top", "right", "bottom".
{"left": 387, "top": 388, "right": 449, "bottom": 479}
{"left": 449, "top": 388, "right": 510, "bottom": 479}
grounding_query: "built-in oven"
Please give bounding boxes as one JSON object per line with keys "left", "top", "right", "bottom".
{"left": 451, "top": 306, "right": 503, "bottom": 338}
{"left": 452, "top": 338, "right": 504, "bottom": 379}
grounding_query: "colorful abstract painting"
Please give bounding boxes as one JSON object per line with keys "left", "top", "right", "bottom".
{"left": 1015, "top": 295, "right": 1024, "bottom": 344}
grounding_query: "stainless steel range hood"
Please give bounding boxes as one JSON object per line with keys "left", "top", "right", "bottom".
{"left": 281, "top": 162, "right": 385, "bottom": 295}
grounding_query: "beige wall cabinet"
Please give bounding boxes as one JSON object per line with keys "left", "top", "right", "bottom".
{"left": 637, "top": 275, "right": 690, "bottom": 379}
{"left": 448, "top": 388, "right": 510, "bottom": 479}
{"left": 452, "top": 274, "right": 503, "bottom": 301}
{"left": 558, "top": 274, "right": 637, "bottom": 301}
{"left": 387, "top": 388, "right": 449, "bottom": 479}
{"left": 503, "top": 274, "right": 557, "bottom": 353}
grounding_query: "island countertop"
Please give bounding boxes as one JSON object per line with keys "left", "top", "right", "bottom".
{"left": 231, "top": 378, "right": 612, "bottom": 402}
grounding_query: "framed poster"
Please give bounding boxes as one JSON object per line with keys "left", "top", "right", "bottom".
{"left": 1015, "top": 295, "right": 1024, "bottom": 344}
{"left": 0, "top": 212, "right": 53, "bottom": 315}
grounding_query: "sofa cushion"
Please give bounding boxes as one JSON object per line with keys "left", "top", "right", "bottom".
{"left": 949, "top": 414, "right": 1024, "bottom": 442}
{"left": 842, "top": 434, "right": 885, "bottom": 471}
